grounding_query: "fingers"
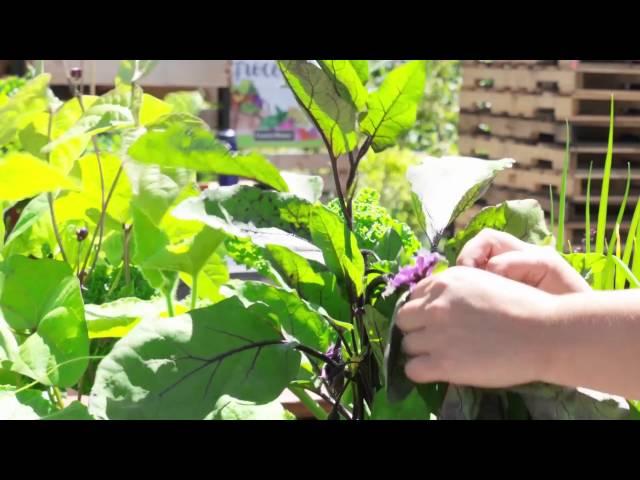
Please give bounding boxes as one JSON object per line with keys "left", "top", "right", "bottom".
{"left": 485, "top": 250, "right": 548, "bottom": 288}
{"left": 457, "top": 228, "right": 528, "bottom": 269}
{"left": 402, "top": 328, "right": 438, "bottom": 356}
{"left": 405, "top": 356, "right": 445, "bottom": 384}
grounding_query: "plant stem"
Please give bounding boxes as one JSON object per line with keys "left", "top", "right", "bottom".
{"left": 44, "top": 110, "right": 70, "bottom": 265}
{"left": 51, "top": 386, "right": 65, "bottom": 410}
{"left": 288, "top": 385, "right": 328, "bottom": 420}
{"left": 165, "top": 291, "right": 176, "bottom": 317}
{"left": 190, "top": 273, "right": 198, "bottom": 310}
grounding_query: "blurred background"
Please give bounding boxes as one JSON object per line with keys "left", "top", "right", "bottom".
{"left": 5, "top": 59, "right": 640, "bottom": 248}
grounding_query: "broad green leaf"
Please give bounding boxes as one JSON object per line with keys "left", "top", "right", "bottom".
{"left": 139, "top": 94, "right": 173, "bottom": 126}
{"left": 360, "top": 61, "right": 426, "bottom": 152}
{"left": 319, "top": 60, "right": 368, "bottom": 110}
{"left": 89, "top": 296, "right": 301, "bottom": 419}
{"left": 264, "top": 244, "right": 350, "bottom": 321}
{"left": 164, "top": 90, "right": 211, "bottom": 116}
{"left": 309, "top": 206, "right": 365, "bottom": 296}
{"left": 102, "top": 230, "right": 124, "bottom": 266}
{"left": 281, "top": 171, "right": 323, "bottom": 203}
{"left": 0, "top": 386, "right": 55, "bottom": 420}
{"left": 222, "top": 280, "right": 333, "bottom": 352}
{"left": 55, "top": 152, "right": 133, "bottom": 227}
{"left": 407, "top": 155, "right": 515, "bottom": 243}
{"left": 0, "top": 74, "right": 50, "bottom": 147}
{"left": 278, "top": 60, "right": 357, "bottom": 157}
{"left": 374, "top": 228, "right": 403, "bottom": 262}
{"left": 3, "top": 194, "right": 47, "bottom": 250}
{"left": 179, "top": 252, "right": 229, "bottom": 304}
{"left": 132, "top": 205, "right": 226, "bottom": 276}
{"left": 205, "top": 394, "right": 295, "bottom": 420}
{"left": 117, "top": 60, "right": 158, "bottom": 85}
{"left": 444, "top": 199, "right": 553, "bottom": 263}
{"left": 0, "top": 152, "right": 80, "bottom": 202}
{"left": 128, "top": 121, "right": 288, "bottom": 192}
{"left": 43, "top": 88, "right": 135, "bottom": 153}
{"left": 21, "top": 96, "right": 98, "bottom": 174}
{"left": 85, "top": 297, "right": 172, "bottom": 339}
{"left": 563, "top": 252, "right": 608, "bottom": 287}
{"left": 41, "top": 401, "right": 93, "bottom": 420}
{"left": 362, "top": 305, "right": 391, "bottom": 368}
{"left": 385, "top": 290, "right": 414, "bottom": 403}
{"left": 0, "top": 256, "right": 89, "bottom": 387}
{"left": 349, "top": 60, "right": 369, "bottom": 85}
{"left": 173, "top": 184, "right": 316, "bottom": 242}
{"left": 125, "top": 161, "right": 196, "bottom": 226}
{"left": 370, "top": 387, "right": 431, "bottom": 420}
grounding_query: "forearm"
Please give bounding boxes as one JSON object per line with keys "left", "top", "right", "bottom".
{"left": 537, "top": 290, "right": 640, "bottom": 400}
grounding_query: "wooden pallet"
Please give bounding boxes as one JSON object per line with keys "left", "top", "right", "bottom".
{"left": 460, "top": 88, "right": 640, "bottom": 120}
{"left": 462, "top": 60, "right": 576, "bottom": 69}
{"left": 492, "top": 165, "right": 640, "bottom": 199}
{"left": 459, "top": 134, "right": 640, "bottom": 170}
{"left": 459, "top": 112, "right": 640, "bottom": 145}
{"left": 462, "top": 65, "right": 578, "bottom": 94}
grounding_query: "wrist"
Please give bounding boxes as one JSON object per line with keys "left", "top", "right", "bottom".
{"left": 524, "top": 292, "right": 569, "bottom": 384}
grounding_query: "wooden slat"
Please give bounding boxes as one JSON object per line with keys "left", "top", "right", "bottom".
{"left": 459, "top": 113, "right": 567, "bottom": 142}
{"left": 460, "top": 89, "right": 575, "bottom": 119}
{"left": 577, "top": 62, "right": 640, "bottom": 75}
{"left": 44, "top": 60, "right": 230, "bottom": 89}
{"left": 573, "top": 88, "right": 640, "bottom": 102}
{"left": 462, "top": 65, "right": 578, "bottom": 94}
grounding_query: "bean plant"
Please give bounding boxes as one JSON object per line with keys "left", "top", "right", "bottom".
{"left": 0, "top": 60, "right": 636, "bottom": 419}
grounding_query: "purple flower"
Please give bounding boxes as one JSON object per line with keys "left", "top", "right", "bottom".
{"left": 384, "top": 252, "right": 442, "bottom": 297}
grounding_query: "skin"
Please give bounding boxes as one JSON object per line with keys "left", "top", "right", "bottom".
{"left": 397, "top": 228, "right": 640, "bottom": 400}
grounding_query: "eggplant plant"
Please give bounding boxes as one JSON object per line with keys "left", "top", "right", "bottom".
{"left": 0, "top": 60, "right": 634, "bottom": 419}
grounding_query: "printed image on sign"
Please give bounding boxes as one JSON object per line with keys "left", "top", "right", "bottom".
{"left": 231, "top": 60, "right": 322, "bottom": 149}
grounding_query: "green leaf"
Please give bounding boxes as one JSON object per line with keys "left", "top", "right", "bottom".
{"left": 0, "top": 386, "right": 55, "bottom": 420}
{"left": 89, "top": 296, "right": 300, "bottom": 419}
{"left": 0, "top": 256, "right": 89, "bottom": 387}
{"left": 362, "top": 305, "right": 391, "bottom": 368}
{"left": 595, "top": 96, "right": 614, "bottom": 255}
{"left": 3, "top": 194, "right": 49, "bottom": 250}
{"left": 374, "top": 228, "right": 403, "bottom": 262}
{"left": 132, "top": 204, "right": 226, "bottom": 277}
{"left": 309, "top": 206, "right": 365, "bottom": 296}
{"left": 179, "top": 252, "right": 229, "bottom": 304}
{"left": 125, "top": 161, "right": 196, "bottom": 226}
{"left": 445, "top": 199, "right": 553, "bottom": 264}
{"left": 385, "top": 290, "right": 413, "bottom": 403}
{"left": 41, "top": 401, "right": 93, "bottom": 420}
{"left": 349, "top": 60, "right": 369, "bottom": 85}
{"left": 281, "top": 171, "right": 323, "bottom": 203}
{"left": 0, "top": 74, "right": 50, "bottom": 147}
{"left": 319, "top": 60, "right": 368, "bottom": 110}
{"left": 278, "top": 60, "right": 357, "bottom": 157}
{"left": 205, "top": 394, "right": 295, "bottom": 420}
{"left": 128, "top": 121, "right": 288, "bottom": 192}
{"left": 173, "top": 184, "right": 316, "bottom": 242}
{"left": 563, "top": 252, "right": 608, "bottom": 286}
{"left": 0, "top": 152, "right": 80, "bottom": 202}
{"left": 360, "top": 61, "right": 426, "bottom": 152}
{"left": 43, "top": 88, "right": 135, "bottom": 153}
{"left": 264, "top": 244, "right": 350, "bottom": 322}
{"left": 222, "top": 280, "right": 333, "bottom": 352}
{"left": 557, "top": 121, "right": 571, "bottom": 253}
{"left": 21, "top": 96, "right": 98, "bottom": 174}
{"left": 116, "top": 60, "right": 158, "bottom": 85}
{"left": 85, "top": 297, "right": 172, "bottom": 339}
{"left": 408, "top": 155, "right": 515, "bottom": 243}
{"left": 139, "top": 94, "right": 173, "bottom": 126}
{"left": 164, "top": 91, "right": 211, "bottom": 116}
{"left": 370, "top": 387, "right": 432, "bottom": 420}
